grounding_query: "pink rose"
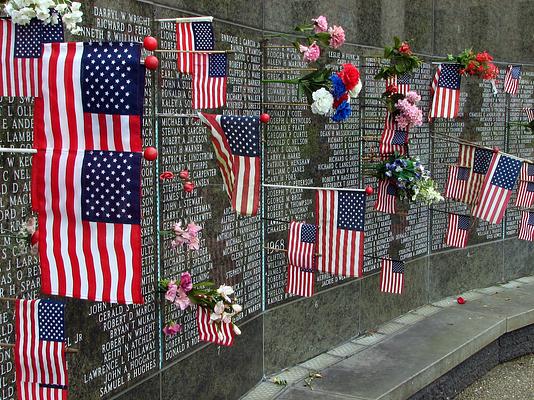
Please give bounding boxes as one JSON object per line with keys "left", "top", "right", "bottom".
{"left": 299, "top": 41, "right": 320, "bottom": 62}
{"left": 179, "top": 272, "right": 193, "bottom": 292}
{"left": 328, "top": 25, "right": 345, "bottom": 49}
{"left": 312, "top": 15, "right": 328, "bottom": 33}
{"left": 163, "top": 323, "right": 182, "bottom": 337}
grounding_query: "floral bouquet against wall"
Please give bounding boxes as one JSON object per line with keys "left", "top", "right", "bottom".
{"left": 374, "top": 37, "right": 422, "bottom": 80}
{"left": 447, "top": 49, "right": 498, "bottom": 80}
{"left": 381, "top": 86, "right": 423, "bottom": 130}
{"left": 4, "top": 0, "right": 83, "bottom": 33}
{"left": 160, "top": 220, "right": 202, "bottom": 251}
{"left": 375, "top": 153, "right": 444, "bottom": 205}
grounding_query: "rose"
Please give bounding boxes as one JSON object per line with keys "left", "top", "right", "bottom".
{"left": 299, "top": 41, "right": 320, "bottom": 62}
{"left": 338, "top": 64, "right": 360, "bottom": 91}
{"left": 312, "top": 15, "right": 328, "bottom": 33}
{"left": 386, "top": 84, "right": 398, "bottom": 94}
{"left": 159, "top": 171, "right": 174, "bottom": 180}
{"left": 398, "top": 42, "right": 412, "bottom": 54}
{"left": 328, "top": 25, "right": 345, "bottom": 49}
{"left": 476, "top": 51, "right": 493, "bottom": 62}
{"left": 310, "top": 88, "right": 333, "bottom": 116}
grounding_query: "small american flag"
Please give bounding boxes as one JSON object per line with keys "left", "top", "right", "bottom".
{"left": 32, "top": 42, "right": 145, "bottom": 304}
{"left": 444, "top": 213, "right": 470, "bottom": 248}
{"left": 0, "top": 16, "right": 63, "bottom": 97}
{"left": 287, "top": 221, "right": 317, "bottom": 269}
{"left": 198, "top": 113, "right": 261, "bottom": 216}
{"left": 430, "top": 64, "right": 461, "bottom": 119}
{"left": 380, "top": 258, "right": 405, "bottom": 294}
{"left": 503, "top": 65, "right": 521, "bottom": 95}
{"left": 17, "top": 382, "right": 67, "bottom": 400}
{"left": 176, "top": 20, "right": 214, "bottom": 74}
{"left": 457, "top": 143, "right": 475, "bottom": 167}
{"left": 465, "top": 148, "right": 494, "bottom": 205}
{"left": 379, "top": 114, "right": 408, "bottom": 156}
{"left": 374, "top": 179, "right": 396, "bottom": 214}
{"left": 515, "top": 181, "right": 534, "bottom": 208}
{"left": 518, "top": 211, "right": 534, "bottom": 241}
{"left": 386, "top": 73, "right": 411, "bottom": 96}
{"left": 524, "top": 108, "right": 534, "bottom": 123}
{"left": 15, "top": 300, "right": 68, "bottom": 393}
{"left": 286, "top": 264, "right": 314, "bottom": 297}
{"left": 316, "top": 189, "right": 366, "bottom": 277}
{"left": 519, "top": 162, "right": 534, "bottom": 182}
{"left": 196, "top": 306, "right": 235, "bottom": 347}
{"left": 445, "top": 166, "right": 470, "bottom": 202}
{"left": 472, "top": 153, "right": 522, "bottom": 224}
{"left": 192, "top": 53, "right": 227, "bottom": 109}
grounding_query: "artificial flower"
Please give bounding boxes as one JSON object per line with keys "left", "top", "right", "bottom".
{"left": 232, "top": 304, "right": 243, "bottom": 313}
{"left": 310, "top": 88, "right": 334, "bottom": 116}
{"left": 174, "top": 288, "right": 191, "bottom": 310}
{"left": 338, "top": 64, "right": 360, "bottom": 91}
{"left": 159, "top": 171, "right": 175, "bottom": 180}
{"left": 329, "top": 74, "right": 346, "bottom": 98}
{"left": 179, "top": 271, "right": 193, "bottom": 292}
{"left": 165, "top": 281, "right": 178, "bottom": 302}
{"left": 333, "top": 92, "right": 349, "bottom": 109}
{"left": 299, "top": 41, "right": 321, "bottom": 62}
{"left": 312, "top": 15, "right": 328, "bottom": 33}
{"left": 233, "top": 324, "right": 242, "bottom": 335}
{"left": 186, "top": 222, "right": 202, "bottom": 237}
{"left": 328, "top": 25, "right": 345, "bottom": 49}
{"left": 332, "top": 101, "right": 351, "bottom": 122}
{"left": 398, "top": 42, "right": 412, "bottom": 54}
{"left": 348, "top": 80, "right": 362, "bottom": 98}
{"left": 163, "top": 322, "right": 182, "bottom": 337}
{"left": 216, "top": 285, "right": 235, "bottom": 303}
{"left": 210, "top": 301, "right": 225, "bottom": 322}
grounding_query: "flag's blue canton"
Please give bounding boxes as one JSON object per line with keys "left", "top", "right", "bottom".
{"left": 529, "top": 212, "right": 534, "bottom": 226}
{"left": 397, "top": 74, "right": 411, "bottom": 84}
{"left": 220, "top": 116, "right": 260, "bottom": 156}
{"left": 457, "top": 215, "right": 470, "bottom": 230}
{"left": 191, "top": 22, "right": 214, "bottom": 50}
{"left": 38, "top": 300, "right": 65, "bottom": 342}
{"left": 386, "top": 182, "right": 397, "bottom": 196}
{"left": 392, "top": 130, "right": 407, "bottom": 145}
{"left": 300, "top": 223, "right": 317, "bottom": 243}
{"left": 337, "top": 191, "right": 366, "bottom": 231}
{"left": 473, "top": 148, "right": 493, "bottom": 174}
{"left": 490, "top": 155, "right": 521, "bottom": 190}
{"left": 14, "top": 14, "right": 64, "bottom": 58}
{"left": 457, "top": 167, "right": 470, "bottom": 180}
{"left": 209, "top": 54, "right": 227, "bottom": 77}
{"left": 511, "top": 65, "right": 521, "bottom": 79}
{"left": 527, "top": 182, "right": 534, "bottom": 192}
{"left": 392, "top": 261, "right": 404, "bottom": 274}
{"left": 81, "top": 150, "right": 141, "bottom": 225}
{"left": 81, "top": 42, "right": 142, "bottom": 115}
{"left": 438, "top": 64, "right": 461, "bottom": 89}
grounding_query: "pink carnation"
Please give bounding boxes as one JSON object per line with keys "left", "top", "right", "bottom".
{"left": 299, "top": 42, "right": 320, "bottom": 62}
{"left": 395, "top": 98, "right": 423, "bottom": 129}
{"left": 174, "top": 287, "right": 191, "bottom": 310}
{"left": 328, "top": 25, "right": 345, "bottom": 49}
{"left": 163, "top": 323, "right": 182, "bottom": 337}
{"left": 312, "top": 16, "right": 328, "bottom": 33}
{"left": 179, "top": 272, "right": 193, "bottom": 292}
{"left": 405, "top": 91, "right": 421, "bottom": 104}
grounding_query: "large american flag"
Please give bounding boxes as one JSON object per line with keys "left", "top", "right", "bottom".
{"left": 32, "top": 42, "right": 145, "bottom": 304}
{"left": 196, "top": 306, "right": 235, "bottom": 347}
{"left": 379, "top": 114, "right": 408, "bottom": 156}
{"left": 444, "top": 213, "right": 470, "bottom": 248}
{"left": 444, "top": 165, "right": 470, "bottom": 202}
{"left": 457, "top": 143, "right": 475, "bottom": 167}
{"left": 503, "top": 65, "right": 521, "bottom": 95}
{"left": 380, "top": 258, "right": 404, "bottom": 294}
{"left": 472, "top": 153, "right": 522, "bottom": 224}
{"left": 430, "top": 64, "right": 461, "bottom": 119}
{"left": 286, "top": 264, "right": 314, "bottom": 297}
{"left": 15, "top": 299, "right": 68, "bottom": 397}
{"left": 374, "top": 179, "right": 396, "bottom": 214}
{"left": 176, "top": 19, "right": 214, "bottom": 74}
{"left": 519, "top": 162, "right": 534, "bottom": 182}
{"left": 192, "top": 53, "right": 227, "bottom": 109}
{"left": 465, "top": 148, "right": 494, "bottom": 205}
{"left": 515, "top": 181, "right": 534, "bottom": 208}
{"left": 198, "top": 113, "right": 261, "bottom": 216}
{"left": 0, "top": 16, "right": 63, "bottom": 97}
{"left": 287, "top": 221, "right": 317, "bottom": 269}
{"left": 316, "top": 189, "right": 366, "bottom": 277}
{"left": 386, "top": 73, "right": 411, "bottom": 95}
{"left": 518, "top": 211, "right": 534, "bottom": 241}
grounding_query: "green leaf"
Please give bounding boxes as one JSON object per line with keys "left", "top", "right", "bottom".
{"left": 393, "top": 36, "right": 401, "bottom": 48}
{"left": 295, "top": 23, "right": 314, "bottom": 32}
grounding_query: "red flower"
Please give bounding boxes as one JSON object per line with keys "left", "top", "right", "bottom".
{"left": 386, "top": 84, "right": 398, "bottom": 94}
{"left": 333, "top": 93, "right": 349, "bottom": 108}
{"left": 398, "top": 42, "right": 412, "bottom": 54}
{"left": 475, "top": 51, "right": 493, "bottom": 62}
{"left": 159, "top": 171, "right": 175, "bottom": 181}
{"left": 338, "top": 64, "right": 360, "bottom": 91}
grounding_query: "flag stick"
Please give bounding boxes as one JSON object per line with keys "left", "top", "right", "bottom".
{"left": 263, "top": 246, "right": 321, "bottom": 256}
{"left": 0, "top": 343, "right": 79, "bottom": 353}
{"left": 0, "top": 147, "right": 36, "bottom": 154}
{"left": 263, "top": 183, "right": 366, "bottom": 192}
{"left": 263, "top": 68, "right": 317, "bottom": 72}
{"left": 155, "top": 16, "right": 214, "bottom": 23}
{"left": 154, "top": 49, "right": 235, "bottom": 54}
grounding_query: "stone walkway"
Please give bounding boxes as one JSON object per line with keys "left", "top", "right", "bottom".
{"left": 241, "top": 276, "right": 534, "bottom": 400}
{"left": 455, "top": 354, "right": 534, "bottom": 400}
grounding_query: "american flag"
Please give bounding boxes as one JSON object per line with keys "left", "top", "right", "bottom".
{"left": 175, "top": 19, "right": 214, "bottom": 74}
{"left": 32, "top": 42, "right": 145, "bottom": 304}
{"left": 518, "top": 211, "right": 534, "bottom": 241}
{"left": 192, "top": 53, "right": 227, "bottom": 109}
{"left": 430, "top": 64, "right": 461, "bottom": 119}
{"left": 524, "top": 108, "right": 534, "bottom": 123}
{"left": 472, "top": 153, "right": 522, "bottom": 224}
{"left": 386, "top": 73, "right": 411, "bottom": 95}
{"left": 444, "top": 166, "right": 470, "bottom": 202}
{"left": 15, "top": 300, "right": 68, "bottom": 394}
{"left": 379, "top": 114, "right": 408, "bottom": 156}
{"left": 17, "top": 382, "right": 67, "bottom": 400}
{"left": 515, "top": 181, "right": 534, "bottom": 208}
{"left": 316, "top": 189, "right": 366, "bottom": 277}
{"left": 380, "top": 258, "right": 404, "bottom": 294}
{"left": 198, "top": 113, "right": 261, "bottom": 216}
{"left": 519, "top": 162, "right": 534, "bottom": 182}
{"left": 457, "top": 143, "right": 475, "bottom": 167}
{"left": 287, "top": 221, "right": 317, "bottom": 269}
{"left": 503, "top": 65, "right": 521, "bottom": 95}
{"left": 465, "top": 148, "right": 494, "bottom": 205}
{"left": 196, "top": 306, "right": 235, "bottom": 347}
{"left": 0, "top": 16, "right": 63, "bottom": 97}
{"left": 374, "top": 179, "right": 396, "bottom": 214}
{"left": 444, "top": 213, "right": 470, "bottom": 248}
{"left": 286, "top": 264, "right": 314, "bottom": 297}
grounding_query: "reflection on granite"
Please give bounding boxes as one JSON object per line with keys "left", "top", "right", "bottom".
{"left": 503, "top": 239, "right": 534, "bottom": 281}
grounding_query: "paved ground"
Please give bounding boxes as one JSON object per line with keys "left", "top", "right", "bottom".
{"left": 455, "top": 354, "right": 534, "bottom": 400}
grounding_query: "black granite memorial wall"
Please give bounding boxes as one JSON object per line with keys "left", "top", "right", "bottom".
{"left": 0, "top": 1, "right": 534, "bottom": 399}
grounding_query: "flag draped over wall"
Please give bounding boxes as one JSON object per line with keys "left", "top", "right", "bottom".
{"left": 32, "top": 42, "right": 145, "bottom": 304}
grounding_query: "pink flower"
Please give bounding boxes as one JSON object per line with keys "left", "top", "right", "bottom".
{"left": 186, "top": 222, "right": 202, "bottom": 237}
{"left": 173, "top": 221, "right": 185, "bottom": 235}
{"left": 328, "top": 25, "right": 345, "bottom": 49}
{"left": 312, "top": 15, "right": 328, "bottom": 33}
{"left": 299, "top": 41, "right": 320, "bottom": 62}
{"left": 405, "top": 91, "right": 421, "bottom": 104}
{"left": 165, "top": 281, "right": 178, "bottom": 302}
{"left": 395, "top": 98, "right": 423, "bottom": 129}
{"left": 179, "top": 272, "right": 193, "bottom": 292}
{"left": 188, "top": 236, "right": 200, "bottom": 251}
{"left": 174, "top": 287, "right": 191, "bottom": 310}
{"left": 163, "top": 322, "right": 182, "bottom": 337}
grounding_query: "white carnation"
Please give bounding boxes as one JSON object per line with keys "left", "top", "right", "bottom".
{"left": 310, "top": 88, "right": 333, "bottom": 116}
